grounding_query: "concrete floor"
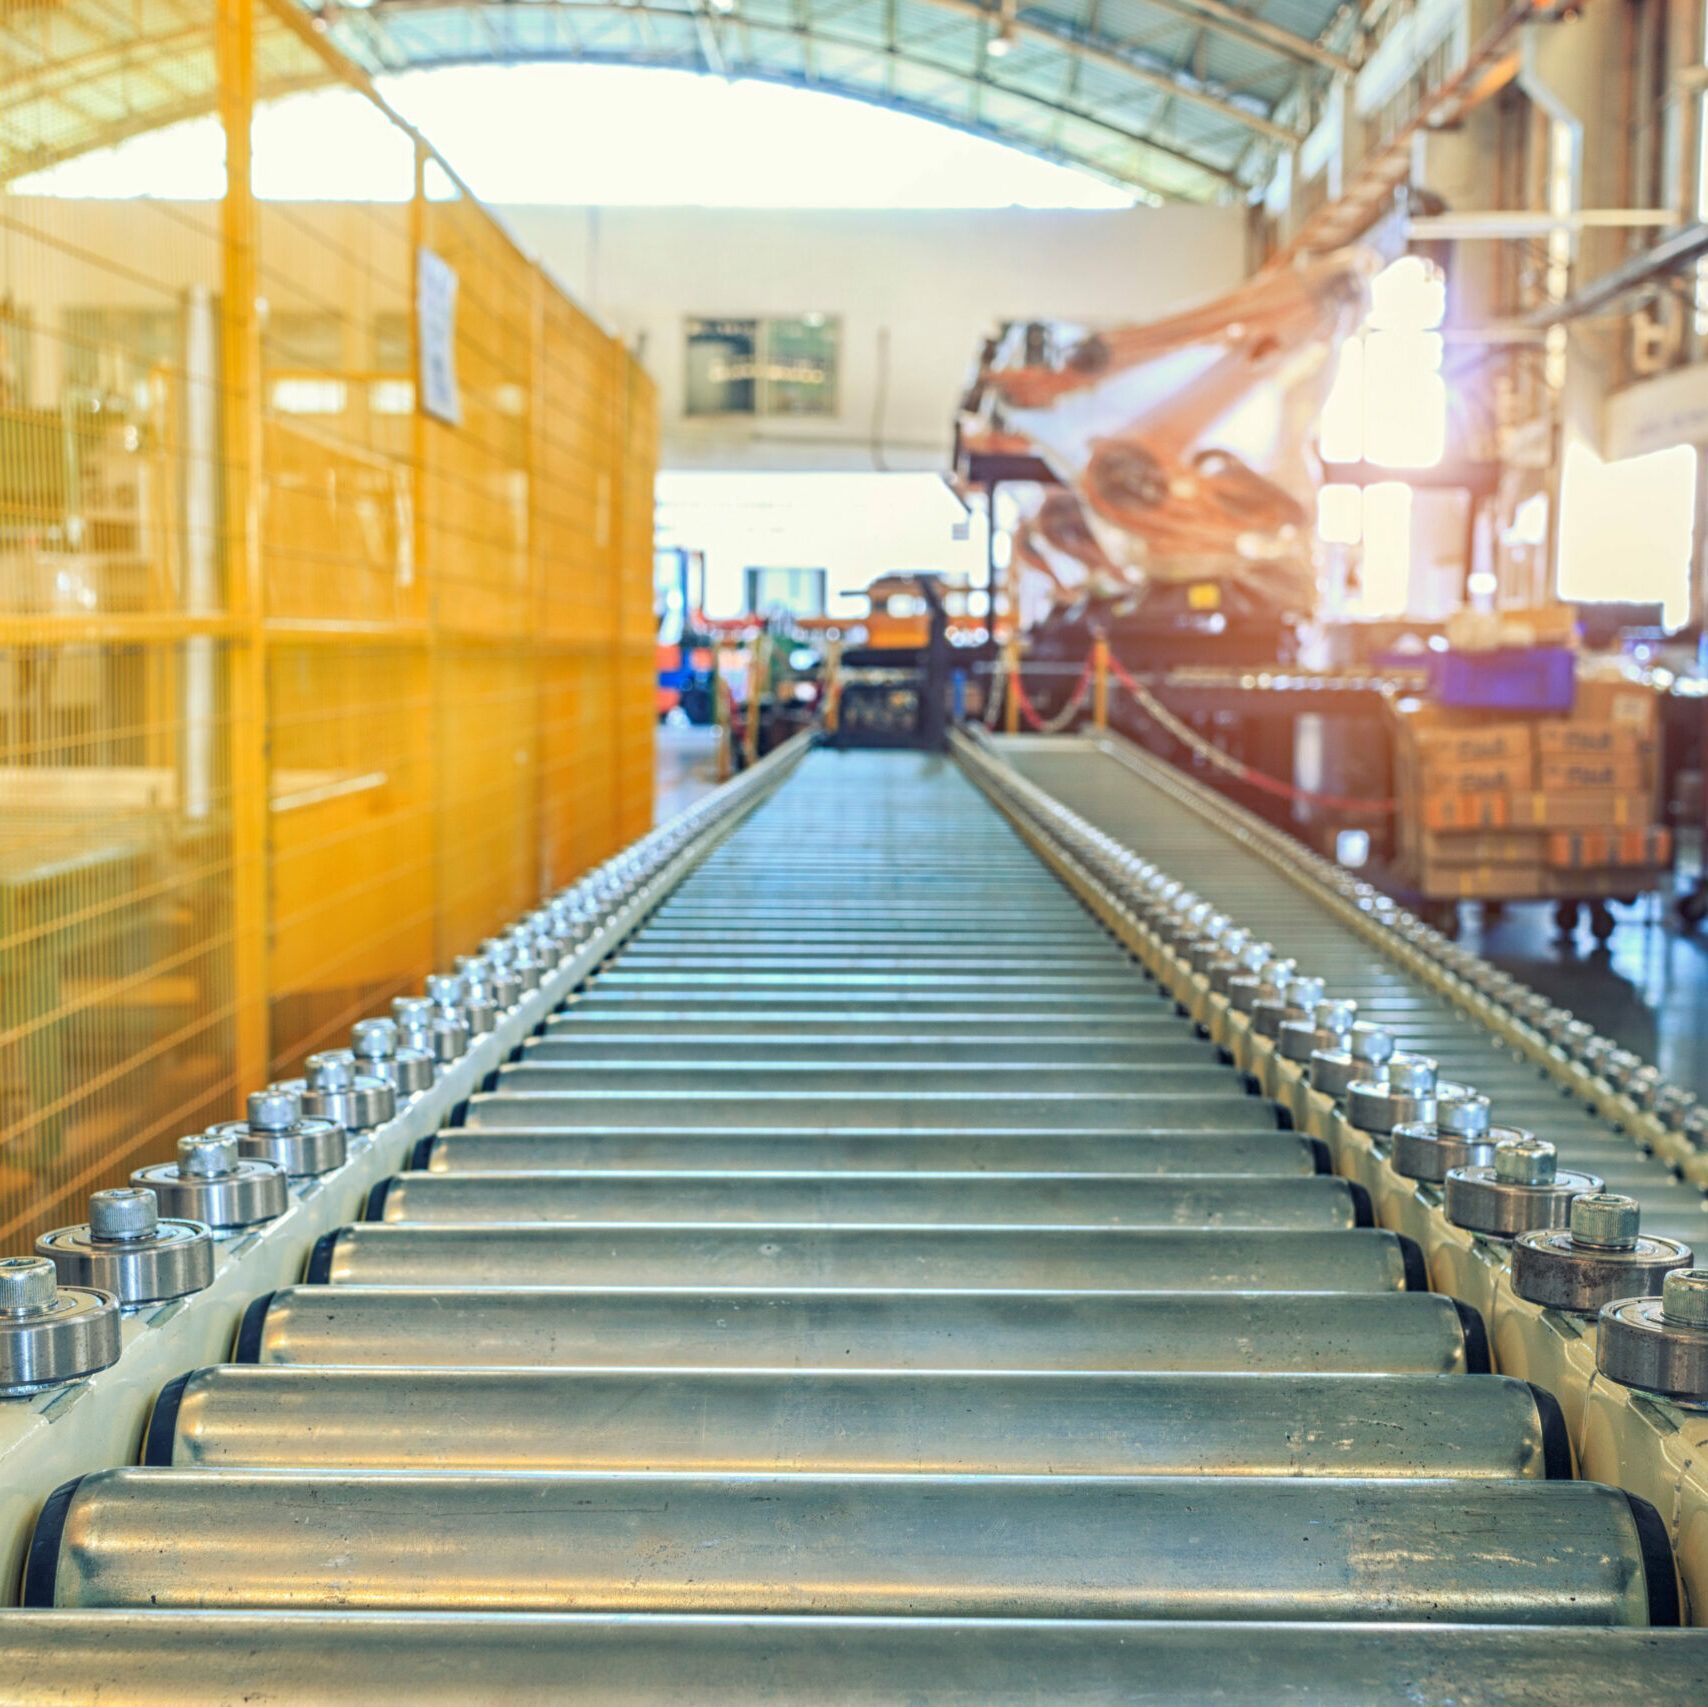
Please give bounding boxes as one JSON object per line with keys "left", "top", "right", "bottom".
{"left": 654, "top": 722, "right": 722, "bottom": 822}
{"left": 1457, "top": 870, "right": 1708, "bottom": 1101}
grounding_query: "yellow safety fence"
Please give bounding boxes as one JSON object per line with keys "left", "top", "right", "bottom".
{"left": 0, "top": 0, "right": 657, "bottom": 1243}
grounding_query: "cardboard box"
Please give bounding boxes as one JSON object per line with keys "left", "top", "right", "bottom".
{"left": 1572, "top": 674, "right": 1659, "bottom": 737}
{"left": 1414, "top": 860, "right": 1546, "bottom": 900}
{"left": 1418, "top": 759, "right": 1531, "bottom": 795}
{"left": 1508, "top": 791, "right": 1655, "bottom": 830}
{"left": 1405, "top": 723, "right": 1534, "bottom": 767}
{"left": 1546, "top": 828, "right": 1673, "bottom": 870}
{"left": 1418, "top": 830, "right": 1546, "bottom": 865}
{"left": 1535, "top": 723, "right": 1650, "bottom": 759}
{"left": 1535, "top": 755, "right": 1650, "bottom": 793}
{"left": 1418, "top": 793, "right": 1511, "bottom": 831}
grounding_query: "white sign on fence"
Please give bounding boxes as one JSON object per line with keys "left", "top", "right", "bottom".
{"left": 416, "top": 247, "right": 462, "bottom": 427}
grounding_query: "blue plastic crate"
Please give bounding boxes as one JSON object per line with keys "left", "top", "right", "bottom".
{"left": 1427, "top": 647, "right": 1576, "bottom": 713}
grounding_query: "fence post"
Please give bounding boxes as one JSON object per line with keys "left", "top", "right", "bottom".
{"left": 218, "top": 0, "right": 271, "bottom": 1096}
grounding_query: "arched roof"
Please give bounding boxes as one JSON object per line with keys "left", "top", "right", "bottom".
{"left": 3, "top": 0, "right": 1358, "bottom": 199}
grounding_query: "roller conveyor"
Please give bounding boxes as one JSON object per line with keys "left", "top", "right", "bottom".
{"left": 5, "top": 737, "right": 1708, "bottom": 1697}
{"left": 999, "top": 735, "right": 1708, "bottom": 1240}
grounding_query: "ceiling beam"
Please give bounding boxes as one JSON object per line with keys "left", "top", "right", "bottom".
{"left": 1102, "top": 0, "right": 1352, "bottom": 73}
{"left": 910, "top": 0, "right": 1296, "bottom": 140}
{"left": 357, "top": 0, "right": 1298, "bottom": 143}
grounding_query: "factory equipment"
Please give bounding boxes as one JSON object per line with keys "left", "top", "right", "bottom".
{"left": 955, "top": 253, "right": 1370, "bottom": 671}
{"left": 3, "top": 730, "right": 1708, "bottom": 1694}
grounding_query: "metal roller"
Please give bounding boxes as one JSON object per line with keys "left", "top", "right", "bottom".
{"left": 363, "top": 1170, "right": 1371, "bottom": 1230}
{"left": 1512, "top": 1195, "right": 1694, "bottom": 1314}
{"left": 236, "top": 1286, "right": 1477, "bottom": 1373}
{"left": 307, "top": 1223, "right": 1418, "bottom": 1292}
{"left": 492, "top": 1062, "right": 1229, "bottom": 1096}
{"left": 130, "top": 1136, "right": 287, "bottom": 1233}
{"left": 566, "top": 991, "right": 1190, "bottom": 1016}
{"left": 1597, "top": 1269, "right": 1708, "bottom": 1402}
{"left": 35, "top": 1189, "right": 213, "bottom": 1309}
{"left": 271, "top": 1052, "right": 396, "bottom": 1133}
{"left": 521, "top": 1033, "right": 1224, "bottom": 1064}
{"left": 0, "top": 1258, "right": 121, "bottom": 1399}
{"left": 148, "top": 1366, "right": 1566, "bottom": 1479}
{"left": 206, "top": 1090, "right": 347, "bottom": 1179}
{"left": 351, "top": 1017, "right": 436, "bottom": 1097}
{"left": 25, "top": 1469, "right": 1672, "bottom": 1624}
{"left": 460, "top": 1089, "right": 1278, "bottom": 1132}
{"left": 1446, "top": 1138, "right": 1604, "bottom": 1241}
{"left": 543, "top": 1011, "right": 1190, "bottom": 1038}
{"left": 8, "top": 1615, "right": 1708, "bottom": 1706}
{"left": 616, "top": 952, "right": 1137, "bottom": 972}
{"left": 588, "top": 974, "right": 1150, "bottom": 998}
{"left": 415, "top": 1128, "right": 1328, "bottom": 1177}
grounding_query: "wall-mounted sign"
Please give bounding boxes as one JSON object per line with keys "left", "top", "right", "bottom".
{"left": 416, "top": 247, "right": 462, "bottom": 427}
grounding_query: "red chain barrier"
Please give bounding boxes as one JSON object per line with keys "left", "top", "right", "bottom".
{"left": 1106, "top": 653, "right": 1397, "bottom": 816}
{"left": 1010, "top": 658, "right": 1095, "bottom": 734}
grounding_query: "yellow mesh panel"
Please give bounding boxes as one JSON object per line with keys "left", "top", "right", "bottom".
{"left": 0, "top": 0, "right": 657, "bottom": 1244}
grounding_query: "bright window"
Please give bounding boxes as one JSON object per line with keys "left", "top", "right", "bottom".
{"left": 1318, "top": 256, "right": 1447, "bottom": 471}
{"left": 1557, "top": 442, "right": 1695, "bottom": 628}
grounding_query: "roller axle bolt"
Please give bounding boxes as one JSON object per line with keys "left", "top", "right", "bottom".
{"left": 304, "top": 1055, "right": 352, "bottom": 1092}
{"left": 0, "top": 1256, "right": 57, "bottom": 1314}
{"left": 1662, "top": 1268, "right": 1708, "bottom": 1329}
{"left": 88, "top": 1188, "right": 159, "bottom": 1242}
{"left": 178, "top": 1134, "right": 239, "bottom": 1179}
{"left": 1570, "top": 1192, "right": 1640, "bottom": 1251}
{"left": 247, "top": 1090, "right": 300, "bottom": 1131}
{"left": 1494, "top": 1136, "right": 1557, "bottom": 1187}
{"left": 353, "top": 1019, "right": 398, "bottom": 1060}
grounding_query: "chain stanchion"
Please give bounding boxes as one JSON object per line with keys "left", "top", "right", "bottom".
{"left": 981, "top": 660, "right": 1006, "bottom": 731}
{"left": 821, "top": 638, "right": 842, "bottom": 736}
{"left": 1001, "top": 633, "right": 1022, "bottom": 735}
{"left": 743, "top": 635, "right": 768, "bottom": 771}
{"left": 713, "top": 670, "right": 733, "bottom": 783}
{"left": 1091, "top": 636, "right": 1110, "bottom": 732}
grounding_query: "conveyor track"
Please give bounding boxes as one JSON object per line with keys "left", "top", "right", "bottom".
{"left": 1003, "top": 734, "right": 1708, "bottom": 1245}
{"left": 5, "top": 743, "right": 1708, "bottom": 1700}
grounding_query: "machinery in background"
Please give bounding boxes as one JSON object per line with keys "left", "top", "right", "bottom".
{"left": 653, "top": 547, "right": 720, "bottom": 724}
{"left": 829, "top": 572, "right": 992, "bottom": 750}
{"left": 954, "top": 251, "right": 1372, "bottom": 675}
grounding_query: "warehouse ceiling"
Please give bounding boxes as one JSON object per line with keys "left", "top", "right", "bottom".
{"left": 1, "top": 0, "right": 1355, "bottom": 200}
{"left": 331, "top": 0, "right": 1354, "bottom": 201}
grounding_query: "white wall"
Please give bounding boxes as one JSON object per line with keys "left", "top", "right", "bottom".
{"left": 658, "top": 471, "right": 991, "bottom": 621}
{"left": 499, "top": 204, "right": 1248, "bottom": 473}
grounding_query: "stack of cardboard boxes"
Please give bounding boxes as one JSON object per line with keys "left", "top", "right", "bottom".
{"left": 1392, "top": 673, "right": 1669, "bottom": 901}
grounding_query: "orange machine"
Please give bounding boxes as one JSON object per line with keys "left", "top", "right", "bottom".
{"left": 860, "top": 573, "right": 984, "bottom": 651}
